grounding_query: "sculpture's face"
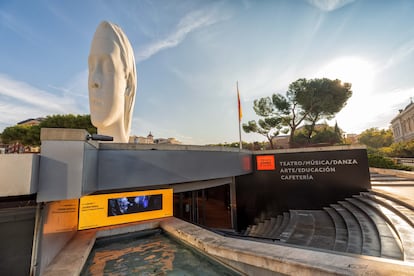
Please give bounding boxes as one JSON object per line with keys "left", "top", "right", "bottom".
{"left": 88, "top": 37, "right": 126, "bottom": 128}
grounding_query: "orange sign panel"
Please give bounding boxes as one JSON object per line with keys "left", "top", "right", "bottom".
{"left": 78, "top": 189, "right": 173, "bottom": 230}
{"left": 256, "top": 155, "right": 276, "bottom": 170}
{"left": 43, "top": 199, "right": 79, "bottom": 234}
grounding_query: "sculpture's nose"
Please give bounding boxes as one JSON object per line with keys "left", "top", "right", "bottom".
{"left": 89, "top": 71, "right": 101, "bottom": 89}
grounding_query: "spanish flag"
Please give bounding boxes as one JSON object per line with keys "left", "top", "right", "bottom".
{"left": 237, "top": 82, "right": 242, "bottom": 122}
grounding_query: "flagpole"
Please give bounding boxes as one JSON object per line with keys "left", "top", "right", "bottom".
{"left": 237, "top": 81, "right": 242, "bottom": 150}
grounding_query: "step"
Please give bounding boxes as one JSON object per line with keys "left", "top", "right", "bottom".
{"left": 248, "top": 224, "right": 258, "bottom": 236}
{"left": 268, "top": 215, "right": 283, "bottom": 239}
{"left": 371, "top": 176, "right": 411, "bottom": 182}
{"left": 346, "top": 197, "right": 404, "bottom": 260}
{"left": 243, "top": 225, "right": 252, "bottom": 236}
{"left": 284, "top": 211, "right": 315, "bottom": 246}
{"left": 356, "top": 195, "right": 412, "bottom": 261}
{"left": 362, "top": 192, "right": 414, "bottom": 228}
{"left": 370, "top": 173, "right": 389, "bottom": 178}
{"left": 256, "top": 219, "right": 271, "bottom": 237}
{"left": 370, "top": 190, "right": 414, "bottom": 214}
{"left": 307, "top": 210, "right": 336, "bottom": 250}
{"left": 324, "top": 207, "right": 348, "bottom": 252}
{"left": 270, "top": 212, "right": 290, "bottom": 239}
{"left": 331, "top": 203, "right": 362, "bottom": 254}
{"left": 254, "top": 221, "right": 267, "bottom": 237}
{"left": 279, "top": 210, "right": 299, "bottom": 242}
{"left": 340, "top": 200, "right": 381, "bottom": 257}
{"left": 281, "top": 210, "right": 313, "bottom": 244}
{"left": 262, "top": 217, "right": 277, "bottom": 237}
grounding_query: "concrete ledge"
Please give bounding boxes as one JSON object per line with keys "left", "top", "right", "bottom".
{"left": 40, "top": 128, "right": 90, "bottom": 141}
{"left": 41, "top": 219, "right": 164, "bottom": 275}
{"left": 254, "top": 144, "right": 366, "bottom": 154}
{"left": 160, "top": 217, "right": 414, "bottom": 276}
{"left": 96, "top": 218, "right": 163, "bottom": 238}
{"left": 42, "top": 230, "right": 96, "bottom": 276}
{"left": 370, "top": 167, "right": 414, "bottom": 180}
{"left": 99, "top": 142, "right": 251, "bottom": 153}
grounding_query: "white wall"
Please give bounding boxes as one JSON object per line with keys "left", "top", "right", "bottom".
{"left": 0, "top": 154, "right": 39, "bottom": 196}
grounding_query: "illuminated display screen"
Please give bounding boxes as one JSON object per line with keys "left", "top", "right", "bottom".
{"left": 78, "top": 189, "right": 173, "bottom": 230}
{"left": 108, "top": 194, "right": 163, "bottom": 216}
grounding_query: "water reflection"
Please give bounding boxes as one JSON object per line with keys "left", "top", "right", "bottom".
{"left": 81, "top": 230, "right": 240, "bottom": 276}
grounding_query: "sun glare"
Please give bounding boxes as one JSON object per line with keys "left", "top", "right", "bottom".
{"left": 314, "top": 56, "right": 376, "bottom": 133}
{"left": 317, "top": 57, "right": 375, "bottom": 94}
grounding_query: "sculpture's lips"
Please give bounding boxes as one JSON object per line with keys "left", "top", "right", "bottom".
{"left": 90, "top": 98, "right": 103, "bottom": 107}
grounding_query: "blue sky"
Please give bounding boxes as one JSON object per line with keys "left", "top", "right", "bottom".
{"left": 1, "top": 0, "right": 414, "bottom": 145}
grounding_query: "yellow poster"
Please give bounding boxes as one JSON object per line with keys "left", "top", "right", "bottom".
{"left": 78, "top": 189, "right": 173, "bottom": 230}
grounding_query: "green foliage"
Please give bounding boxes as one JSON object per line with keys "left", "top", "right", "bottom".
{"left": 292, "top": 123, "right": 343, "bottom": 146}
{"left": 40, "top": 114, "right": 97, "bottom": 134}
{"left": 1, "top": 125, "right": 40, "bottom": 146}
{"left": 244, "top": 77, "right": 351, "bottom": 148}
{"left": 358, "top": 128, "right": 393, "bottom": 149}
{"left": 291, "top": 78, "right": 352, "bottom": 142}
{"left": 243, "top": 96, "right": 286, "bottom": 149}
{"left": 0, "top": 114, "right": 96, "bottom": 146}
{"left": 207, "top": 141, "right": 269, "bottom": 150}
{"left": 386, "top": 140, "right": 414, "bottom": 157}
{"left": 368, "top": 153, "right": 412, "bottom": 171}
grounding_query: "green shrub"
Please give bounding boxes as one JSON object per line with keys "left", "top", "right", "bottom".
{"left": 368, "top": 153, "right": 412, "bottom": 171}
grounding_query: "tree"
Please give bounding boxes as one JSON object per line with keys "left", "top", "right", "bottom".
{"left": 0, "top": 114, "right": 96, "bottom": 146}
{"left": 242, "top": 97, "right": 286, "bottom": 149}
{"left": 280, "top": 78, "right": 310, "bottom": 145}
{"left": 244, "top": 77, "right": 351, "bottom": 148}
{"left": 358, "top": 128, "right": 393, "bottom": 149}
{"left": 298, "top": 78, "right": 352, "bottom": 142}
{"left": 1, "top": 125, "right": 36, "bottom": 145}
{"left": 269, "top": 78, "right": 351, "bottom": 146}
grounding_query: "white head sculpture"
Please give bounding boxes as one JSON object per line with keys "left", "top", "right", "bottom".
{"left": 88, "top": 21, "right": 136, "bottom": 143}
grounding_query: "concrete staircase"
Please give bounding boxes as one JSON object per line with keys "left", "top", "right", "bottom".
{"left": 242, "top": 191, "right": 414, "bottom": 261}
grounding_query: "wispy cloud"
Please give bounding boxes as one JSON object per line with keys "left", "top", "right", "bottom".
{"left": 136, "top": 7, "right": 228, "bottom": 62}
{"left": 305, "top": 0, "right": 356, "bottom": 11}
{"left": 0, "top": 74, "right": 83, "bottom": 130}
{"left": 378, "top": 38, "right": 414, "bottom": 72}
{"left": 0, "top": 10, "right": 39, "bottom": 43}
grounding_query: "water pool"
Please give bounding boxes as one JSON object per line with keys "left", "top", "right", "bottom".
{"left": 81, "top": 229, "right": 241, "bottom": 275}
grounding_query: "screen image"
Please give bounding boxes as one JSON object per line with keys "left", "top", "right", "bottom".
{"left": 108, "top": 194, "right": 162, "bottom": 216}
